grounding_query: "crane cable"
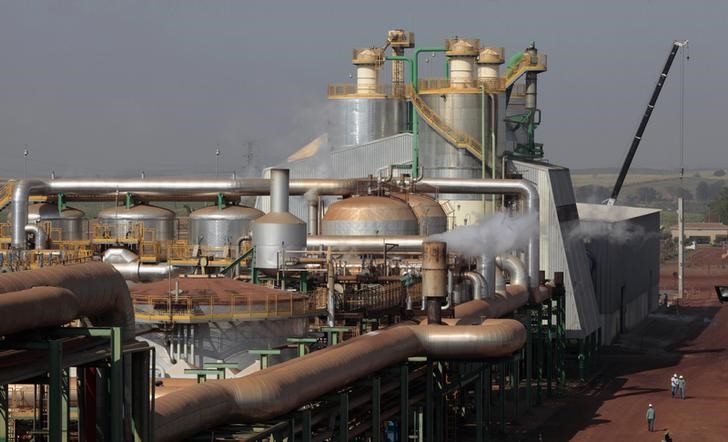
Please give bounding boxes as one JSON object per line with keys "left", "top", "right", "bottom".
{"left": 680, "top": 42, "right": 689, "bottom": 181}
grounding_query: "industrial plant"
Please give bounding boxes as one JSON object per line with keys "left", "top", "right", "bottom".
{"left": 0, "top": 29, "right": 661, "bottom": 441}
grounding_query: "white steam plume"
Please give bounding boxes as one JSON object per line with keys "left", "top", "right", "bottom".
{"left": 428, "top": 212, "right": 538, "bottom": 258}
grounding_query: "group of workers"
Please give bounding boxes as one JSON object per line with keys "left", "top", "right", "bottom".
{"left": 645, "top": 374, "right": 689, "bottom": 440}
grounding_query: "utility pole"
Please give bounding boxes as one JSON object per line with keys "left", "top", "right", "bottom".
{"left": 23, "top": 146, "right": 30, "bottom": 177}
{"left": 678, "top": 197, "right": 684, "bottom": 299}
{"left": 215, "top": 145, "right": 222, "bottom": 177}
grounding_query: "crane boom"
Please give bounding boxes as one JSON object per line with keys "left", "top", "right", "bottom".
{"left": 606, "top": 40, "right": 688, "bottom": 206}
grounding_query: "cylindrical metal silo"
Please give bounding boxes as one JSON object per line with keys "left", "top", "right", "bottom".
{"left": 189, "top": 205, "right": 264, "bottom": 256}
{"left": 96, "top": 203, "right": 176, "bottom": 241}
{"left": 327, "top": 98, "right": 408, "bottom": 148}
{"left": 251, "top": 169, "right": 307, "bottom": 272}
{"left": 321, "top": 196, "right": 419, "bottom": 236}
{"left": 392, "top": 193, "right": 447, "bottom": 236}
{"left": 19, "top": 202, "right": 86, "bottom": 241}
{"left": 418, "top": 92, "right": 489, "bottom": 200}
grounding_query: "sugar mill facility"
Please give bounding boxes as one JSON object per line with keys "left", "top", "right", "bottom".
{"left": 0, "top": 29, "right": 662, "bottom": 441}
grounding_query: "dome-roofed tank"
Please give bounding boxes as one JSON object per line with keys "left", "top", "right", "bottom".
{"left": 18, "top": 202, "right": 85, "bottom": 241}
{"left": 251, "top": 169, "right": 307, "bottom": 272}
{"left": 189, "top": 204, "right": 264, "bottom": 256}
{"left": 96, "top": 203, "right": 176, "bottom": 241}
{"left": 392, "top": 193, "right": 448, "bottom": 236}
{"left": 322, "top": 195, "right": 419, "bottom": 236}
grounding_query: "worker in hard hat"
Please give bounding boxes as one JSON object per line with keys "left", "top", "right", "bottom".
{"left": 670, "top": 373, "right": 678, "bottom": 398}
{"left": 678, "top": 375, "right": 686, "bottom": 400}
{"left": 646, "top": 404, "right": 656, "bottom": 432}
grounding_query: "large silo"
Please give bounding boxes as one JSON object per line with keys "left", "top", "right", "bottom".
{"left": 23, "top": 202, "right": 86, "bottom": 241}
{"left": 96, "top": 203, "right": 176, "bottom": 241}
{"left": 391, "top": 193, "right": 448, "bottom": 236}
{"left": 189, "top": 204, "right": 264, "bottom": 257}
{"left": 328, "top": 47, "right": 408, "bottom": 148}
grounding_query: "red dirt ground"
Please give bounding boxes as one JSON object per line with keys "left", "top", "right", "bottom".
{"left": 510, "top": 246, "right": 728, "bottom": 441}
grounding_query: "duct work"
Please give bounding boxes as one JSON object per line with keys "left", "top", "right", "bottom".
{"left": 0, "top": 262, "right": 135, "bottom": 341}
{"left": 102, "top": 248, "right": 178, "bottom": 282}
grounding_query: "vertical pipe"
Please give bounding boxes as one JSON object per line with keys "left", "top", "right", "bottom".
{"left": 270, "top": 169, "right": 289, "bottom": 213}
{"left": 190, "top": 325, "right": 195, "bottom": 367}
{"left": 327, "top": 255, "right": 335, "bottom": 327}
{"left": 478, "top": 254, "right": 495, "bottom": 298}
{"left": 678, "top": 197, "right": 684, "bottom": 299}
{"left": 400, "top": 364, "right": 409, "bottom": 442}
{"left": 422, "top": 241, "right": 447, "bottom": 324}
{"left": 307, "top": 201, "right": 318, "bottom": 236}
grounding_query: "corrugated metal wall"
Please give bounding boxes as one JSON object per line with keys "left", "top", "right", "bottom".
{"left": 580, "top": 207, "right": 660, "bottom": 344}
{"left": 512, "top": 160, "right": 601, "bottom": 338}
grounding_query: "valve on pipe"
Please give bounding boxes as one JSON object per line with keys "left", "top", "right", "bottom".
{"left": 422, "top": 240, "right": 448, "bottom": 324}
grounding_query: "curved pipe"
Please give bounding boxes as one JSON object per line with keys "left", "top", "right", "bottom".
{"left": 102, "top": 247, "right": 139, "bottom": 264}
{"left": 109, "top": 262, "right": 177, "bottom": 283}
{"left": 307, "top": 235, "right": 425, "bottom": 252}
{"left": 153, "top": 319, "right": 525, "bottom": 441}
{"left": 453, "top": 284, "right": 530, "bottom": 323}
{"left": 414, "top": 178, "right": 539, "bottom": 288}
{"left": 0, "top": 262, "right": 135, "bottom": 341}
{"left": 24, "top": 224, "right": 48, "bottom": 250}
{"left": 495, "top": 254, "right": 528, "bottom": 288}
{"left": 464, "top": 271, "right": 487, "bottom": 300}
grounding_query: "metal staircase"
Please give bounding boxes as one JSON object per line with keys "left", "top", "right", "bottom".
{"left": 503, "top": 53, "right": 547, "bottom": 89}
{"left": 406, "top": 86, "right": 490, "bottom": 167}
{"left": 0, "top": 181, "right": 13, "bottom": 212}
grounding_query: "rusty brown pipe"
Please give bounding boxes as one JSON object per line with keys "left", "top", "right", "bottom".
{"left": 453, "top": 284, "right": 530, "bottom": 323}
{"left": 0, "top": 262, "right": 135, "bottom": 341}
{"left": 153, "top": 319, "right": 525, "bottom": 441}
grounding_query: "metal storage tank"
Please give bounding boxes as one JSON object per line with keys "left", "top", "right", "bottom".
{"left": 252, "top": 169, "right": 307, "bottom": 272}
{"left": 322, "top": 196, "right": 419, "bottom": 236}
{"left": 328, "top": 98, "right": 408, "bottom": 148}
{"left": 96, "top": 203, "right": 176, "bottom": 241}
{"left": 419, "top": 92, "right": 488, "bottom": 200}
{"left": 189, "top": 205, "right": 264, "bottom": 255}
{"left": 392, "top": 193, "right": 448, "bottom": 236}
{"left": 22, "top": 203, "right": 86, "bottom": 241}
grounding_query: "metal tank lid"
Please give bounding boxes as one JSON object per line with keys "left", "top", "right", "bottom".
{"left": 27, "top": 202, "right": 85, "bottom": 220}
{"left": 97, "top": 203, "right": 176, "bottom": 220}
{"left": 190, "top": 204, "right": 264, "bottom": 221}
{"left": 323, "top": 195, "right": 417, "bottom": 222}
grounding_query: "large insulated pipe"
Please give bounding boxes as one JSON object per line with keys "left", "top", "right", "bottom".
{"left": 153, "top": 319, "right": 525, "bottom": 441}
{"left": 24, "top": 224, "right": 47, "bottom": 250}
{"left": 495, "top": 254, "right": 528, "bottom": 288}
{"left": 304, "top": 192, "right": 319, "bottom": 236}
{"left": 422, "top": 241, "right": 447, "bottom": 324}
{"left": 453, "top": 284, "right": 529, "bottom": 322}
{"left": 307, "top": 235, "right": 425, "bottom": 252}
{"left": 0, "top": 262, "right": 135, "bottom": 341}
{"left": 270, "top": 169, "right": 289, "bottom": 213}
{"left": 414, "top": 178, "right": 539, "bottom": 288}
{"left": 12, "top": 177, "right": 538, "bottom": 263}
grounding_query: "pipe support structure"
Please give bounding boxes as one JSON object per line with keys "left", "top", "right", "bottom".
{"left": 153, "top": 319, "right": 525, "bottom": 441}
{"left": 24, "top": 224, "right": 48, "bottom": 250}
{"left": 0, "top": 262, "right": 135, "bottom": 341}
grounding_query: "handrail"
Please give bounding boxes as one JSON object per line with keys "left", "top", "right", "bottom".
{"left": 0, "top": 182, "right": 13, "bottom": 210}
{"left": 406, "top": 85, "right": 492, "bottom": 172}
{"left": 504, "top": 53, "right": 547, "bottom": 88}
{"left": 327, "top": 83, "right": 406, "bottom": 99}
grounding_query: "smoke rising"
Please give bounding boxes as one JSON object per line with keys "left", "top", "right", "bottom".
{"left": 568, "top": 220, "right": 659, "bottom": 245}
{"left": 428, "top": 212, "right": 538, "bottom": 258}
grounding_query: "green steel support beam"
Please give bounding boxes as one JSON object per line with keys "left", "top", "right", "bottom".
{"left": 546, "top": 301, "right": 554, "bottom": 398}
{"left": 321, "top": 327, "right": 348, "bottom": 346}
{"left": 288, "top": 416, "right": 295, "bottom": 442}
{"left": 485, "top": 364, "right": 492, "bottom": 434}
{"left": 578, "top": 338, "right": 586, "bottom": 382}
{"left": 0, "top": 385, "right": 6, "bottom": 442}
{"left": 425, "top": 362, "right": 434, "bottom": 442}
{"left": 513, "top": 356, "right": 520, "bottom": 420}
{"left": 400, "top": 364, "right": 409, "bottom": 442}
{"left": 499, "top": 362, "right": 506, "bottom": 434}
{"left": 475, "top": 364, "right": 484, "bottom": 442}
{"left": 302, "top": 408, "right": 311, "bottom": 442}
{"left": 434, "top": 362, "right": 444, "bottom": 442}
{"left": 526, "top": 310, "right": 533, "bottom": 409}
{"left": 372, "top": 377, "right": 381, "bottom": 442}
{"left": 249, "top": 349, "right": 281, "bottom": 370}
{"left": 287, "top": 338, "right": 317, "bottom": 358}
{"left": 339, "top": 391, "right": 349, "bottom": 441}
{"left": 48, "top": 339, "right": 65, "bottom": 442}
{"left": 110, "top": 327, "right": 123, "bottom": 442}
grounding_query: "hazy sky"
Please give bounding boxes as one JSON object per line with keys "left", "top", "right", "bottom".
{"left": 0, "top": 0, "right": 724, "bottom": 177}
